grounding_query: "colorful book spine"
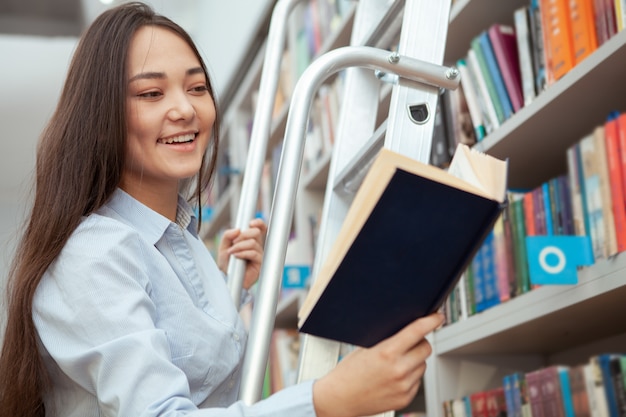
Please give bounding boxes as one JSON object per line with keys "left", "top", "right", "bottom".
{"left": 569, "top": 365, "right": 592, "bottom": 417}
{"left": 593, "top": 125, "right": 619, "bottom": 257}
{"left": 471, "top": 243, "right": 487, "bottom": 313}
{"left": 559, "top": 367, "right": 576, "bottom": 417}
{"left": 488, "top": 23, "right": 524, "bottom": 113}
{"left": 527, "top": 369, "right": 546, "bottom": 417}
{"left": 470, "top": 36, "right": 506, "bottom": 125}
{"left": 467, "top": 48, "right": 501, "bottom": 132}
{"left": 570, "top": 0, "right": 599, "bottom": 64}
{"left": 480, "top": 231, "right": 500, "bottom": 310}
{"left": 604, "top": 112, "right": 626, "bottom": 252}
{"left": 566, "top": 143, "right": 588, "bottom": 237}
{"left": 529, "top": 0, "right": 548, "bottom": 93}
{"left": 511, "top": 195, "right": 531, "bottom": 294}
{"left": 589, "top": 356, "right": 612, "bottom": 417}
{"left": 617, "top": 113, "right": 626, "bottom": 225}
{"left": 542, "top": 181, "right": 555, "bottom": 235}
{"left": 598, "top": 354, "right": 622, "bottom": 417}
{"left": 457, "top": 58, "right": 487, "bottom": 141}
{"left": 514, "top": 6, "right": 537, "bottom": 106}
{"left": 478, "top": 30, "right": 514, "bottom": 120}
{"left": 539, "top": 0, "right": 576, "bottom": 84}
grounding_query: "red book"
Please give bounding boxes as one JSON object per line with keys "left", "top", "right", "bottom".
{"left": 526, "top": 369, "right": 546, "bottom": 417}
{"left": 486, "top": 387, "right": 508, "bottom": 417}
{"left": 538, "top": 366, "right": 566, "bottom": 417}
{"left": 488, "top": 24, "right": 524, "bottom": 113}
{"left": 471, "top": 391, "right": 490, "bottom": 417}
{"left": 604, "top": 113, "right": 626, "bottom": 252}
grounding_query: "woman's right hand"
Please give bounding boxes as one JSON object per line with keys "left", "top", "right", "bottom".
{"left": 312, "top": 312, "right": 444, "bottom": 417}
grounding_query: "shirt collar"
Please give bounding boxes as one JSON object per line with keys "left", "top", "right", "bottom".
{"left": 104, "top": 189, "right": 199, "bottom": 245}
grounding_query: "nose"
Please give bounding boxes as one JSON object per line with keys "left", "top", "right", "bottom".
{"left": 167, "top": 91, "right": 195, "bottom": 121}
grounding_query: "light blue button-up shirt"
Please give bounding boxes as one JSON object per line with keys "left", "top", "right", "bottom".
{"left": 33, "top": 188, "right": 316, "bottom": 417}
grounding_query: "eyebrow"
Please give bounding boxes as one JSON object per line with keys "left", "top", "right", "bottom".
{"left": 128, "top": 66, "right": 205, "bottom": 83}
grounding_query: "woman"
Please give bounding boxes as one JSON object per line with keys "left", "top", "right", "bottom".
{"left": 0, "top": 3, "right": 443, "bottom": 416}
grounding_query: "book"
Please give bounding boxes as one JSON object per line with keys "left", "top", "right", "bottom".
{"left": 616, "top": 0, "right": 626, "bottom": 31}
{"left": 566, "top": 143, "right": 589, "bottom": 237}
{"left": 470, "top": 37, "right": 506, "bottom": 125}
{"left": 529, "top": 0, "right": 548, "bottom": 94}
{"left": 588, "top": 356, "right": 611, "bottom": 417}
{"left": 603, "top": 112, "right": 626, "bottom": 252}
{"left": 471, "top": 391, "right": 490, "bottom": 417}
{"left": 486, "top": 387, "right": 508, "bottom": 417}
{"left": 618, "top": 113, "right": 626, "bottom": 206}
{"left": 513, "top": 6, "right": 538, "bottom": 107}
{"left": 527, "top": 369, "right": 546, "bottom": 417}
{"left": 457, "top": 57, "right": 488, "bottom": 140}
{"left": 539, "top": 0, "right": 576, "bottom": 85}
{"left": 568, "top": 365, "right": 591, "bottom": 417}
{"left": 467, "top": 48, "right": 501, "bottom": 132}
{"left": 570, "top": 0, "right": 599, "bottom": 64}
{"left": 478, "top": 30, "right": 514, "bottom": 120}
{"left": 559, "top": 366, "right": 576, "bottom": 417}
{"left": 297, "top": 144, "right": 508, "bottom": 347}
{"left": 488, "top": 23, "right": 524, "bottom": 113}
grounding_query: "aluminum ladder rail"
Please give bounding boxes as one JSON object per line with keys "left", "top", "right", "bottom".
{"left": 239, "top": 45, "right": 459, "bottom": 404}
{"left": 227, "top": 0, "right": 306, "bottom": 307}
{"left": 295, "top": 2, "right": 454, "bottom": 417}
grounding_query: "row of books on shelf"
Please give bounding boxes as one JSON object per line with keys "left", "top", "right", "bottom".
{"left": 293, "top": 0, "right": 353, "bottom": 77}
{"left": 455, "top": 0, "right": 626, "bottom": 142}
{"left": 443, "top": 109, "right": 626, "bottom": 324}
{"left": 302, "top": 74, "right": 345, "bottom": 176}
{"left": 442, "top": 353, "right": 626, "bottom": 417}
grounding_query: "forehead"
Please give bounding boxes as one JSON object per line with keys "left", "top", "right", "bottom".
{"left": 127, "top": 25, "right": 201, "bottom": 75}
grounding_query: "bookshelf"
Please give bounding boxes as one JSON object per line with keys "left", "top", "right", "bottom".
{"left": 206, "top": 0, "right": 626, "bottom": 415}
{"left": 423, "top": 1, "right": 626, "bottom": 416}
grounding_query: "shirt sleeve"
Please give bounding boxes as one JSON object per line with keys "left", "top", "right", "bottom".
{"left": 33, "top": 216, "right": 316, "bottom": 417}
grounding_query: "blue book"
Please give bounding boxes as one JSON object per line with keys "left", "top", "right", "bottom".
{"left": 480, "top": 231, "right": 500, "bottom": 310}
{"left": 599, "top": 354, "right": 622, "bottom": 417}
{"left": 472, "top": 245, "right": 487, "bottom": 313}
{"left": 478, "top": 31, "right": 513, "bottom": 120}
{"left": 503, "top": 374, "right": 517, "bottom": 417}
{"left": 558, "top": 367, "right": 575, "bottom": 417}
{"left": 542, "top": 182, "right": 554, "bottom": 235}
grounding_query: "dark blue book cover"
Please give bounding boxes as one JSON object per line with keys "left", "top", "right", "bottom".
{"left": 298, "top": 147, "right": 507, "bottom": 347}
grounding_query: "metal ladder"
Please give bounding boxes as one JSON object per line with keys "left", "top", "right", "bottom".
{"left": 227, "top": 0, "right": 456, "bottom": 413}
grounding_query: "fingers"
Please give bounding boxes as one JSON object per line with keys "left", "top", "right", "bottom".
{"left": 379, "top": 312, "right": 444, "bottom": 354}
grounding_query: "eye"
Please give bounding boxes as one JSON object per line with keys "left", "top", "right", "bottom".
{"left": 138, "top": 90, "right": 162, "bottom": 98}
{"left": 190, "top": 85, "right": 209, "bottom": 94}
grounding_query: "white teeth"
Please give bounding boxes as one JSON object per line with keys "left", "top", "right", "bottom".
{"left": 158, "top": 133, "right": 195, "bottom": 144}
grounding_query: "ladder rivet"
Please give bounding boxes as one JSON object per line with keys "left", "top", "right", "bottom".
{"left": 446, "top": 67, "right": 459, "bottom": 79}
{"left": 388, "top": 52, "right": 400, "bottom": 63}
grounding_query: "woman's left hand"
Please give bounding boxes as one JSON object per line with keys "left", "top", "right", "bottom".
{"left": 217, "top": 218, "right": 267, "bottom": 289}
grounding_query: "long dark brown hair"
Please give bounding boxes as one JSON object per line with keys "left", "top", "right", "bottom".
{"left": 0, "top": 3, "right": 220, "bottom": 416}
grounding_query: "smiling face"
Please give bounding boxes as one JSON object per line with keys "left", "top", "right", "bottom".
{"left": 121, "top": 25, "right": 216, "bottom": 213}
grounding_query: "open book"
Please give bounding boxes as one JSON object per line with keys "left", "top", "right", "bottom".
{"left": 298, "top": 144, "right": 508, "bottom": 347}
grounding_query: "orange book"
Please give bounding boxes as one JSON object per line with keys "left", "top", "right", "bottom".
{"left": 604, "top": 113, "right": 626, "bottom": 252}
{"left": 523, "top": 190, "right": 537, "bottom": 236}
{"left": 569, "top": 0, "right": 598, "bottom": 64}
{"left": 540, "top": 0, "right": 576, "bottom": 84}
{"left": 618, "top": 113, "right": 626, "bottom": 199}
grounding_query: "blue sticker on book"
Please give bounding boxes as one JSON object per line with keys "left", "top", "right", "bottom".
{"left": 525, "top": 236, "right": 594, "bottom": 285}
{"left": 282, "top": 265, "right": 310, "bottom": 289}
